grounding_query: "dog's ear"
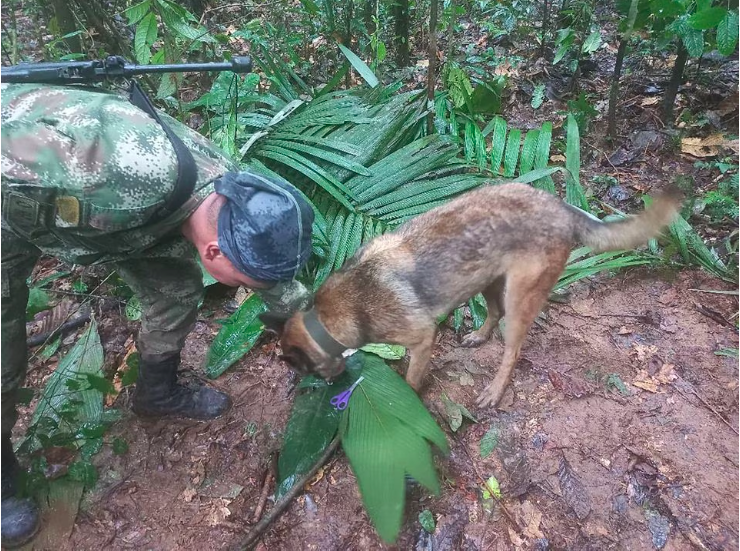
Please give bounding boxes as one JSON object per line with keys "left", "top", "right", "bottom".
{"left": 259, "top": 311, "right": 291, "bottom": 336}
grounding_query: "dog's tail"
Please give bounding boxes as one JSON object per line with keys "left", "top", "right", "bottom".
{"left": 570, "top": 188, "right": 683, "bottom": 253}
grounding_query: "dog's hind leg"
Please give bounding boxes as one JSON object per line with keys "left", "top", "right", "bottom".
{"left": 404, "top": 326, "right": 438, "bottom": 392}
{"left": 460, "top": 276, "right": 506, "bottom": 348}
{"left": 476, "top": 256, "right": 566, "bottom": 408}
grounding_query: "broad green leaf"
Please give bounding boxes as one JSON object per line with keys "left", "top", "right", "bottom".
{"left": 419, "top": 509, "right": 436, "bottom": 532}
{"left": 516, "top": 166, "right": 562, "bottom": 185}
{"left": 480, "top": 425, "right": 500, "bottom": 458}
{"left": 469, "top": 294, "right": 487, "bottom": 330}
{"left": 276, "top": 383, "right": 344, "bottom": 499}
{"left": 518, "top": 130, "right": 540, "bottom": 175}
{"left": 26, "top": 319, "right": 104, "bottom": 452}
{"left": 360, "top": 343, "right": 407, "bottom": 360}
{"left": 68, "top": 459, "right": 98, "bottom": 488}
{"left": 565, "top": 114, "right": 588, "bottom": 210}
{"left": 134, "top": 12, "right": 157, "bottom": 64}
{"left": 340, "top": 352, "right": 449, "bottom": 543}
{"left": 121, "top": 353, "right": 139, "bottom": 387}
{"left": 675, "top": 17, "right": 705, "bottom": 57}
{"left": 338, "top": 43, "right": 379, "bottom": 87}
{"left": 503, "top": 128, "right": 522, "bottom": 178}
{"left": 581, "top": 30, "right": 602, "bottom": 53}
{"left": 688, "top": 6, "right": 727, "bottom": 29}
{"left": 123, "top": 0, "right": 151, "bottom": 25}
{"left": 27, "top": 287, "right": 50, "bottom": 321}
{"left": 531, "top": 83, "right": 546, "bottom": 109}
{"left": 204, "top": 294, "right": 268, "bottom": 378}
{"left": 717, "top": 10, "right": 739, "bottom": 55}
{"left": 532, "top": 122, "right": 555, "bottom": 192}
{"left": 125, "top": 296, "right": 142, "bottom": 321}
{"left": 489, "top": 116, "right": 507, "bottom": 175}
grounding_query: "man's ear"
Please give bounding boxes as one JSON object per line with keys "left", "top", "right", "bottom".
{"left": 204, "top": 240, "right": 221, "bottom": 261}
{"left": 259, "top": 311, "right": 291, "bottom": 336}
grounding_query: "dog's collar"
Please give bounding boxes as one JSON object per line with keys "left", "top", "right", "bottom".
{"left": 303, "top": 309, "right": 347, "bottom": 357}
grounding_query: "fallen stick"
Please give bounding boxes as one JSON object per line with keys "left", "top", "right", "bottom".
{"left": 252, "top": 453, "right": 279, "bottom": 524}
{"left": 234, "top": 436, "right": 341, "bottom": 550}
{"left": 27, "top": 311, "right": 91, "bottom": 347}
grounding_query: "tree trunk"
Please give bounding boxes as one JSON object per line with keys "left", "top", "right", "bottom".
{"left": 607, "top": 0, "right": 638, "bottom": 138}
{"left": 363, "top": 0, "right": 376, "bottom": 35}
{"left": 607, "top": 38, "right": 628, "bottom": 137}
{"left": 662, "top": 41, "right": 689, "bottom": 126}
{"left": 539, "top": 0, "right": 549, "bottom": 59}
{"left": 426, "top": 0, "right": 438, "bottom": 134}
{"left": 50, "top": 0, "right": 82, "bottom": 53}
{"left": 445, "top": 0, "right": 455, "bottom": 63}
{"left": 393, "top": 0, "right": 410, "bottom": 67}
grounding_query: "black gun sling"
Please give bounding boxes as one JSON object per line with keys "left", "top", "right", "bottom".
{"left": 128, "top": 80, "right": 198, "bottom": 224}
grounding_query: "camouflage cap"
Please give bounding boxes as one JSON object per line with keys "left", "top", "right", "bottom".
{"left": 214, "top": 171, "right": 314, "bottom": 283}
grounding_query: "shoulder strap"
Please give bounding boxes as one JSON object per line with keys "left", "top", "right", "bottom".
{"left": 128, "top": 81, "right": 197, "bottom": 224}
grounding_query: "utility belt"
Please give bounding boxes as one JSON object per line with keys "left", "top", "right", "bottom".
{"left": 2, "top": 80, "right": 197, "bottom": 239}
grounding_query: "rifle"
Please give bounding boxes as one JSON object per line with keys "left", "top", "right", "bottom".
{"left": 0, "top": 55, "right": 253, "bottom": 84}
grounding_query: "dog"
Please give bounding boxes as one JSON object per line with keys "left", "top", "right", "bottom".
{"left": 261, "top": 182, "right": 682, "bottom": 408}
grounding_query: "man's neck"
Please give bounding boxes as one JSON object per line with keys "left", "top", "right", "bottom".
{"left": 181, "top": 192, "right": 218, "bottom": 247}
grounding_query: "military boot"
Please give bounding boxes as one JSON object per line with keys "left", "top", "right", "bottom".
{"left": 131, "top": 353, "right": 232, "bottom": 420}
{"left": 1, "top": 435, "right": 41, "bottom": 549}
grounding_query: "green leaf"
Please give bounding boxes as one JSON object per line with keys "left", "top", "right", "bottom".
{"left": 489, "top": 116, "right": 507, "bottom": 175}
{"left": 275, "top": 382, "right": 345, "bottom": 499}
{"left": 715, "top": 347, "right": 739, "bottom": 358}
{"left": 674, "top": 17, "right": 705, "bottom": 57}
{"left": 480, "top": 425, "right": 500, "bottom": 458}
{"left": 68, "top": 459, "right": 98, "bottom": 488}
{"left": 340, "top": 352, "right": 449, "bottom": 543}
{"left": 26, "top": 287, "right": 50, "bottom": 321}
{"left": 198, "top": 256, "right": 219, "bottom": 287}
{"left": 688, "top": 6, "right": 727, "bottom": 30}
{"left": 519, "top": 130, "right": 540, "bottom": 175}
{"left": 440, "top": 394, "right": 477, "bottom": 432}
{"left": 419, "top": 509, "right": 436, "bottom": 532}
{"left": 204, "top": 294, "right": 268, "bottom": 378}
{"left": 606, "top": 373, "right": 631, "bottom": 395}
{"left": 338, "top": 43, "right": 379, "bottom": 87}
{"left": 531, "top": 83, "right": 546, "bottom": 109}
{"left": 77, "top": 421, "right": 106, "bottom": 439}
{"left": 38, "top": 336, "right": 61, "bottom": 360}
{"left": 121, "top": 354, "right": 139, "bottom": 387}
{"left": 565, "top": 114, "right": 588, "bottom": 210}
{"left": 503, "top": 128, "right": 522, "bottom": 178}
{"left": 123, "top": 0, "right": 151, "bottom": 25}
{"left": 581, "top": 30, "right": 602, "bottom": 53}
{"left": 716, "top": 10, "right": 739, "bottom": 55}
{"left": 85, "top": 374, "right": 117, "bottom": 396}
{"left": 481, "top": 475, "right": 501, "bottom": 499}
{"left": 112, "top": 437, "right": 129, "bottom": 455}
{"left": 360, "top": 343, "right": 407, "bottom": 360}
{"left": 72, "top": 279, "right": 88, "bottom": 293}
{"left": 125, "top": 296, "right": 142, "bottom": 321}
{"left": 134, "top": 12, "right": 157, "bottom": 64}
{"left": 26, "top": 320, "right": 104, "bottom": 452}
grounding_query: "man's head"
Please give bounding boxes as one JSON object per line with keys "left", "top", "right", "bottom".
{"left": 189, "top": 171, "right": 314, "bottom": 289}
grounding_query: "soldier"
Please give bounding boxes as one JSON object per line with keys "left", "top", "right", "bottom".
{"left": 1, "top": 83, "right": 314, "bottom": 548}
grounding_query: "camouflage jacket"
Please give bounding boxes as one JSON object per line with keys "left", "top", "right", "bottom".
{"left": 1, "top": 83, "right": 238, "bottom": 265}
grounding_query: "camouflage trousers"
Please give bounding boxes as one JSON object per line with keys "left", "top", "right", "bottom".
{"left": 1, "top": 223, "right": 312, "bottom": 435}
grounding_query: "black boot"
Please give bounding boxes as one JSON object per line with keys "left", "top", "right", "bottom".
{"left": 131, "top": 353, "right": 232, "bottom": 420}
{"left": 1, "top": 436, "right": 40, "bottom": 549}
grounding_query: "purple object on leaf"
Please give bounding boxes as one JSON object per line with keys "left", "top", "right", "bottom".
{"left": 330, "top": 376, "right": 365, "bottom": 410}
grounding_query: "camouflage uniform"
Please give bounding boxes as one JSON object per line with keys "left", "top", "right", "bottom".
{"left": 1, "top": 83, "right": 309, "bottom": 430}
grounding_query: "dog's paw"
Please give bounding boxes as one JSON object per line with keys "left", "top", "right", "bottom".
{"left": 460, "top": 331, "right": 489, "bottom": 348}
{"left": 476, "top": 382, "right": 505, "bottom": 408}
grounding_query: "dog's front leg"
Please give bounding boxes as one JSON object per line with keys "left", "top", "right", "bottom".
{"left": 404, "top": 328, "right": 437, "bottom": 391}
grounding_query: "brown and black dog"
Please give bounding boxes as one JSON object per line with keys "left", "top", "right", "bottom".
{"left": 261, "top": 183, "right": 682, "bottom": 408}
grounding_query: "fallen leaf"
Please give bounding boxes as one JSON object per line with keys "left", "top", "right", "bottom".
{"left": 641, "top": 97, "right": 660, "bottom": 106}
{"left": 550, "top": 154, "right": 566, "bottom": 162}
{"left": 519, "top": 500, "right": 544, "bottom": 539}
{"left": 459, "top": 372, "right": 475, "bottom": 386}
{"left": 681, "top": 134, "right": 739, "bottom": 158}
{"left": 632, "top": 379, "right": 659, "bottom": 393}
{"left": 182, "top": 487, "right": 197, "bottom": 503}
{"left": 618, "top": 326, "right": 632, "bottom": 335}
{"left": 558, "top": 456, "right": 591, "bottom": 520}
{"left": 508, "top": 527, "right": 525, "bottom": 547}
{"left": 631, "top": 344, "right": 659, "bottom": 362}
{"left": 416, "top": 59, "right": 429, "bottom": 68}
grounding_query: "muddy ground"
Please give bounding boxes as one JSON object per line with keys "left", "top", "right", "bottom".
{"left": 14, "top": 265, "right": 738, "bottom": 551}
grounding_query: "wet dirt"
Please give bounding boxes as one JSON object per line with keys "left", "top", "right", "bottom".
{"left": 18, "top": 266, "right": 735, "bottom": 551}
